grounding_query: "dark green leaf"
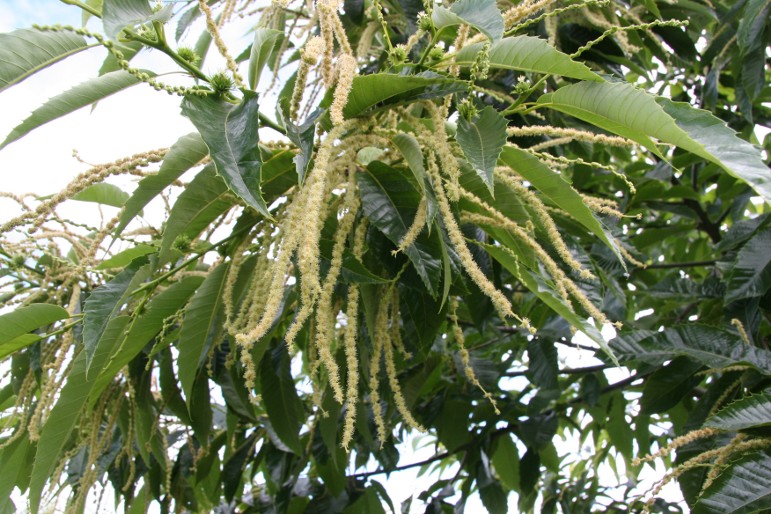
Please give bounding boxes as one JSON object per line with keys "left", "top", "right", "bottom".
{"left": 82, "top": 256, "right": 146, "bottom": 372}
{"left": 492, "top": 434, "right": 520, "bottom": 491}
{"left": 281, "top": 108, "right": 322, "bottom": 185}
{"left": 260, "top": 341, "right": 303, "bottom": 454}
{"left": 455, "top": 36, "right": 603, "bottom": 81}
{"left": 705, "top": 393, "right": 771, "bottom": 431}
{"left": 432, "top": 0, "right": 503, "bottom": 42}
{"left": 181, "top": 90, "right": 269, "bottom": 217}
{"left": 640, "top": 357, "right": 703, "bottom": 413}
{"left": 725, "top": 228, "right": 771, "bottom": 302}
{"left": 117, "top": 132, "right": 209, "bottom": 234}
{"left": 0, "top": 28, "right": 88, "bottom": 92}
{"left": 456, "top": 106, "right": 507, "bottom": 194}
{"left": 248, "top": 28, "right": 283, "bottom": 90}
{"left": 343, "top": 74, "right": 464, "bottom": 118}
{"left": 1, "top": 70, "right": 151, "bottom": 150}
{"left": 178, "top": 263, "right": 228, "bottom": 405}
{"left": 102, "top": 0, "right": 173, "bottom": 39}
{"left": 527, "top": 339, "right": 559, "bottom": 391}
{"left": 693, "top": 450, "right": 771, "bottom": 514}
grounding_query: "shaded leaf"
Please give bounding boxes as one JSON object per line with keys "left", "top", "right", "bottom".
{"left": 102, "top": 0, "right": 173, "bottom": 39}
{"left": 0, "top": 28, "right": 88, "bottom": 92}
{"left": 455, "top": 36, "right": 603, "bottom": 81}
{"left": 117, "top": 132, "right": 209, "bottom": 234}
{"left": 705, "top": 393, "right": 771, "bottom": 432}
{"left": 640, "top": 357, "right": 703, "bottom": 413}
{"left": 178, "top": 263, "right": 228, "bottom": 405}
{"left": 344, "top": 73, "right": 464, "bottom": 118}
{"left": 492, "top": 434, "right": 520, "bottom": 491}
{"left": 260, "top": 341, "right": 303, "bottom": 454}
{"left": 248, "top": 28, "right": 283, "bottom": 90}
{"left": 1, "top": 70, "right": 151, "bottom": 150}
{"left": 281, "top": 108, "right": 322, "bottom": 185}
{"left": 725, "top": 228, "right": 771, "bottom": 302}
{"left": 527, "top": 339, "right": 559, "bottom": 391}
{"left": 182, "top": 91, "right": 269, "bottom": 217}
{"left": 457, "top": 106, "right": 507, "bottom": 194}
{"left": 693, "top": 450, "right": 771, "bottom": 514}
{"left": 432, "top": 0, "right": 503, "bottom": 42}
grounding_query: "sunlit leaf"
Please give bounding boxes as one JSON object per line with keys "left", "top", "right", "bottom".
{"left": 456, "top": 106, "right": 507, "bottom": 194}
{"left": 72, "top": 183, "right": 129, "bottom": 208}
{"left": 248, "top": 28, "right": 283, "bottom": 90}
{"left": 102, "top": 0, "right": 173, "bottom": 39}
{"left": 432, "top": 0, "right": 503, "bottom": 42}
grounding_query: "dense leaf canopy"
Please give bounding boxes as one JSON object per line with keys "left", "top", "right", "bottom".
{"left": 0, "top": 0, "right": 770, "bottom": 513}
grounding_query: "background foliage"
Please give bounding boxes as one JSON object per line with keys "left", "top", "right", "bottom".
{"left": 0, "top": 0, "right": 770, "bottom": 513}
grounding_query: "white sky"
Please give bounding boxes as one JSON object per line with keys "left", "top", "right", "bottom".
{"left": 0, "top": 2, "right": 685, "bottom": 512}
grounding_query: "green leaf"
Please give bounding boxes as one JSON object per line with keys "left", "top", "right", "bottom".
{"left": 158, "top": 164, "right": 232, "bottom": 264}
{"left": 640, "top": 357, "right": 703, "bottom": 413}
{"left": 610, "top": 325, "right": 771, "bottom": 375}
{"left": 499, "top": 146, "right": 622, "bottom": 262}
{"left": 0, "top": 334, "right": 42, "bottom": 360}
{"left": 181, "top": 90, "right": 269, "bottom": 218}
{"left": 357, "top": 162, "right": 442, "bottom": 295}
{"left": 455, "top": 36, "right": 603, "bottom": 81}
{"left": 492, "top": 434, "right": 520, "bottom": 491}
{"left": 82, "top": 256, "right": 146, "bottom": 372}
{"left": 392, "top": 133, "right": 426, "bottom": 186}
{"left": 725, "top": 228, "right": 771, "bottom": 302}
{"left": 178, "top": 263, "right": 228, "bottom": 405}
{"left": 456, "top": 106, "right": 507, "bottom": 194}
{"left": 737, "top": 0, "right": 770, "bottom": 54}
{"left": 72, "top": 183, "right": 129, "bottom": 208}
{"left": 96, "top": 244, "right": 156, "bottom": 270}
{"left": 0, "top": 303, "right": 68, "bottom": 347}
{"left": 248, "top": 28, "right": 283, "bottom": 90}
{"left": 29, "top": 316, "right": 129, "bottom": 514}
{"left": 260, "top": 341, "right": 303, "bottom": 454}
{"left": 692, "top": 450, "right": 771, "bottom": 514}
{"left": 102, "top": 0, "right": 173, "bottom": 39}
{"left": 281, "top": 108, "right": 322, "bottom": 185}
{"left": 704, "top": 393, "right": 771, "bottom": 431}
{"left": 526, "top": 339, "right": 559, "bottom": 391}
{"left": 343, "top": 73, "right": 465, "bottom": 118}
{"left": 537, "top": 81, "right": 771, "bottom": 203}
{"left": 432, "top": 0, "right": 503, "bottom": 42}
{"left": 0, "top": 435, "right": 33, "bottom": 514}
{"left": 0, "top": 28, "right": 88, "bottom": 93}
{"left": 117, "top": 132, "right": 209, "bottom": 234}
{"left": 1, "top": 70, "right": 150, "bottom": 150}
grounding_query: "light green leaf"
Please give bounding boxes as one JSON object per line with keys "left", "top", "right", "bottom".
{"left": 499, "top": 146, "right": 622, "bottom": 262}
{"left": 0, "top": 28, "right": 88, "bottom": 92}
{"left": 537, "top": 81, "right": 771, "bottom": 203}
{"left": 456, "top": 106, "right": 507, "bottom": 194}
{"left": 0, "top": 303, "right": 68, "bottom": 347}
{"left": 178, "top": 263, "right": 228, "bottom": 405}
{"left": 725, "top": 228, "right": 771, "bottom": 302}
{"left": 0, "top": 334, "right": 41, "bottom": 360}
{"left": 248, "top": 28, "right": 283, "bottom": 90}
{"left": 260, "top": 342, "right": 303, "bottom": 454}
{"left": 455, "top": 36, "right": 602, "bottom": 81}
{"left": 72, "top": 183, "right": 129, "bottom": 208}
{"left": 82, "top": 256, "right": 146, "bottom": 372}
{"left": 0, "top": 435, "right": 32, "bottom": 514}
{"left": 116, "top": 132, "right": 209, "bottom": 235}
{"left": 181, "top": 90, "right": 269, "bottom": 218}
{"left": 96, "top": 244, "right": 156, "bottom": 270}
{"left": 392, "top": 133, "right": 426, "bottom": 185}
{"left": 1, "top": 70, "right": 151, "bottom": 150}
{"left": 102, "top": 0, "right": 173, "bottom": 39}
{"left": 344, "top": 73, "right": 466, "bottom": 118}
{"left": 693, "top": 450, "right": 771, "bottom": 514}
{"left": 158, "top": 164, "right": 232, "bottom": 264}
{"left": 432, "top": 0, "right": 503, "bottom": 42}
{"left": 704, "top": 393, "right": 771, "bottom": 432}
{"left": 29, "top": 316, "right": 129, "bottom": 514}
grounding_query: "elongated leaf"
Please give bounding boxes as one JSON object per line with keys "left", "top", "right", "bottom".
{"left": 0, "top": 435, "right": 32, "bottom": 514}
{"left": 492, "top": 434, "right": 520, "bottom": 491}
{"left": 705, "top": 393, "right": 771, "bottom": 431}
{"left": 432, "top": 0, "right": 503, "bottom": 42}
{"left": 96, "top": 244, "right": 156, "bottom": 270}
{"left": 0, "top": 28, "right": 88, "bottom": 92}
{"left": 248, "top": 28, "right": 283, "bottom": 90}
{"left": 82, "top": 256, "right": 146, "bottom": 372}
{"left": 392, "top": 133, "right": 426, "bottom": 185}
{"left": 282, "top": 108, "right": 322, "bottom": 185}
{"left": 640, "top": 357, "right": 703, "bottom": 413}
{"left": 692, "top": 450, "right": 771, "bottom": 514}
{"left": 181, "top": 91, "right": 269, "bottom": 217}
{"left": 725, "top": 228, "right": 771, "bottom": 302}
{"left": 1, "top": 70, "right": 150, "bottom": 150}
{"left": 158, "top": 164, "right": 232, "bottom": 264}
{"left": 0, "top": 334, "right": 42, "bottom": 360}
{"left": 102, "top": 0, "right": 173, "bottom": 39}
{"left": 29, "top": 316, "right": 129, "bottom": 514}
{"left": 117, "top": 132, "right": 209, "bottom": 234}
{"left": 91, "top": 276, "right": 203, "bottom": 405}
{"left": 357, "top": 162, "right": 442, "bottom": 295}
{"left": 457, "top": 106, "right": 507, "bottom": 194}
{"left": 610, "top": 325, "right": 771, "bottom": 374}
{"left": 499, "top": 146, "right": 622, "bottom": 262}
{"left": 527, "top": 339, "right": 558, "bottom": 391}
{"left": 72, "top": 183, "right": 129, "bottom": 208}
{"left": 178, "top": 263, "right": 228, "bottom": 405}
{"left": 537, "top": 82, "right": 771, "bottom": 202}
{"left": 0, "top": 303, "right": 68, "bottom": 346}
{"left": 260, "top": 341, "right": 303, "bottom": 454}
{"left": 344, "top": 74, "right": 465, "bottom": 118}
{"left": 455, "top": 36, "right": 602, "bottom": 81}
